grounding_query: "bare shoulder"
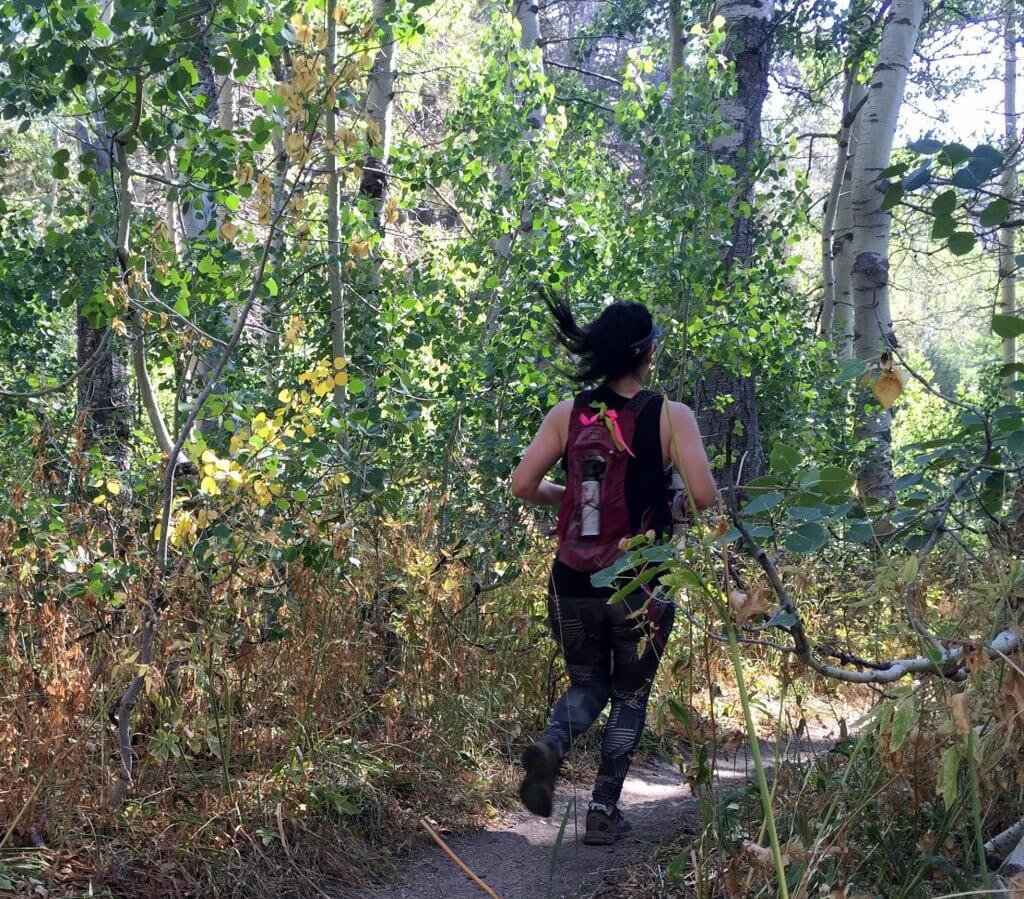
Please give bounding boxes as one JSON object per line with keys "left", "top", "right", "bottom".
{"left": 542, "top": 398, "right": 575, "bottom": 440}
{"left": 661, "top": 399, "right": 699, "bottom": 428}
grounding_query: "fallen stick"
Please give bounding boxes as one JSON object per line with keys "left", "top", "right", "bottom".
{"left": 420, "top": 817, "right": 502, "bottom": 899}
{"left": 987, "top": 817, "right": 1024, "bottom": 863}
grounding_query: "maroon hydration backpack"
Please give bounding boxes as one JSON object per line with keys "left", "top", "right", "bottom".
{"left": 556, "top": 390, "right": 658, "bottom": 572}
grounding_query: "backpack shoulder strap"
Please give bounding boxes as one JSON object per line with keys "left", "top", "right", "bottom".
{"left": 626, "top": 389, "right": 660, "bottom": 415}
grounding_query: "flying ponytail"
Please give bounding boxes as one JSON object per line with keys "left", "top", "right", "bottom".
{"left": 545, "top": 296, "right": 659, "bottom": 383}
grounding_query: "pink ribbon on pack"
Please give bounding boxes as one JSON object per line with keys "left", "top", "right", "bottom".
{"left": 579, "top": 408, "right": 635, "bottom": 457}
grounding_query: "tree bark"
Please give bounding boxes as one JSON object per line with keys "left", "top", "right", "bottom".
{"left": 832, "top": 78, "right": 866, "bottom": 360}
{"left": 327, "top": 0, "right": 347, "bottom": 407}
{"left": 358, "top": 0, "right": 399, "bottom": 213}
{"left": 1000, "top": 0, "right": 1018, "bottom": 397}
{"left": 850, "top": 0, "right": 924, "bottom": 500}
{"left": 74, "top": 119, "right": 131, "bottom": 466}
{"left": 822, "top": 69, "right": 864, "bottom": 347}
{"left": 693, "top": 0, "right": 774, "bottom": 484}
{"left": 494, "top": 0, "right": 545, "bottom": 262}
{"left": 668, "top": 0, "right": 684, "bottom": 76}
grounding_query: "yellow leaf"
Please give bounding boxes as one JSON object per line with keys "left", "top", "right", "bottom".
{"left": 269, "top": 482, "right": 284, "bottom": 496}
{"left": 201, "top": 449, "right": 217, "bottom": 463}
{"left": 278, "top": 388, "right": 293, "bottom": 404}
{"left": 111, "top": 317, "right": 127, "bottom": 337}
{"left": 92, "top": 493, "right": 108, "bottom": 506}
{"left": 349, "top": 237, "right": 371, "bottom": 259}
{"left": 200, "top": 475, "right": 221, "bottom": 495}
{"left": 872, "top": 368, "right": 906, "bottom": 410}
{"left": 106, "top": 479, "right": 122, "bottom": 496}
{"left": 333, "top": 356, "right": 347, "bottom": 370}
{"left": 334, "top": 371, "right": 349, "bottom": 387}
{"left": 712, "top": 14, "right": 726, "bottom": 29}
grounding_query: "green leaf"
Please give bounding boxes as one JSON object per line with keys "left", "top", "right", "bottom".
{"left": 879, "top": 183, "right": 903, "bottom": 212}
{"left": 947, "top": 232, "right": 976, "bottom": 256}
{"left": 590, "top": 555, "right": 633, "bottom": 589}
{"left": 878, "top": 162, "right": 909, "bottom": 179}
{"left": 939, "top": 142, "right": 972, "bottom": 167}
{"left": 938, "top": 745, "right": 961, "bottom": 810}
{"left": 931, "top": 215, "right": 956, "bottom": 240}
{"left": 762, "top": 608, "right": 797, "bottom": 631}
{"left": 901, "top": 161, "right": 931, "bottom": 192}
{"left": 931, "top": 189, "right": 957, "bottom": 216}
{"left": 609, "top": 565, "right": 664, "bottom": 604}
{"left": 844, "top": 520, "right": 874, "bottom": 544}
{"left": 980, "top": 197, "right": 1010, "bottom": 227}
{"left": 742, "top": 492, "right": 784, "bottom": 516}
{"left": 173, "top": 296, "right": 190, "bottom": 316}
{"left": 784, "top": 522, "right": 827, "bottom": 554}
{"left": 993, "top": 314, "right": 1024, "bottom": 338}
{"left": 838, "top": 358, "right": 867, "bottom": 381}
{"left": 819, "top": 466, "right": 855, "bottom": 496}
{"left": 65, "top": 64, "right": 89, "bottom": 87}
{"left": 908, "top": 137, "right": 943, "bottom": 155}
{"left": 770, "top": 443, "right": 800, "bottom": 473}
{"left": 265, "top": 278, "right": 278, "bottom": 297}
{"left": 889, "top": 697, "right": 918, "bottom": 751}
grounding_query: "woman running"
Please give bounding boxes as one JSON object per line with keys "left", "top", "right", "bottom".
{"left": 511, "top": 299, "right": 717, "bottom": 845}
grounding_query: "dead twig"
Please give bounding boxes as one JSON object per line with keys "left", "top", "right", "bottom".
{"left": 420, "top": 818, "right": 502, "bottom": 899}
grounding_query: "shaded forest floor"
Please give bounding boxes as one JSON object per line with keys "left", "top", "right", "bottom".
{"left": 355, "top": 726, "right": 840, "bottom": 899}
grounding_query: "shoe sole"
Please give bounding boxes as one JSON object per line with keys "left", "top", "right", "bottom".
{"left": 519, "top": 743, "right": 556, "bottom": 817}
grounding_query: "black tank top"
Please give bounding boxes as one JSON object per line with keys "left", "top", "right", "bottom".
{"left": 549, "top": 384, "right": 670, "bottom": 598}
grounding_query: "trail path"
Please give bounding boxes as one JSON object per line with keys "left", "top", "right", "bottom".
{"left": 357, "top": 741, "right": 817, "bottom": 899}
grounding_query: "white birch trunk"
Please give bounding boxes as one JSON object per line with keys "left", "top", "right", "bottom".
{"left": 822, "top": 72, "right": 857, "bottom": 339}
{"left": 216, "top": 73, "right": 234, "bottom": 132}
{"left": 850, "top": 0, "right": 924, "bottom": 499}
{"left": 358, "top": 0, "right": 398, "bottom": 214}
{"left": 1000, "top": 0, "right": 1018, "bottom": 397}
{"left": 833, "top": 78, "right": 867, "bottom": 359}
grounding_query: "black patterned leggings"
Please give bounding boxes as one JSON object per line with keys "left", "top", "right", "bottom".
{"left": 541, "top": 589, "right": 675, "bottom": 806}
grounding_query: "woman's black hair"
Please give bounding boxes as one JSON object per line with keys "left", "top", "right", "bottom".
{"left": 546, "top": 297, "right": 659, "bottom": 383}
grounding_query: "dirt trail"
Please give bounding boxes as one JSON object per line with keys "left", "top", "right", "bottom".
{"left": 356, "top": 743, "right": 796, "bottom": 899}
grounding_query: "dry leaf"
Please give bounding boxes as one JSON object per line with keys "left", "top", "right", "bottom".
{"left": 729, "top": 587, "right": 772, "bottom": 627}
{"left": 349, "top": 237, "right": 371, "bottom": 259}
{"left": 872, "top": 368, "right": 906, "bottom": 410}
{"left": 950, "top": 691, "right": 971, "bottom": 735}
{"left": 218, "top": 220, "right": 238, "bottom": 242}
{"left": 962, "top": 640, "right": 989, "bottom": 678}
{"left": 742, "top": 840, "right": 775, "bottom": 869}
{"left": 997, "top": 658, "right": 1024, "bottom": 726}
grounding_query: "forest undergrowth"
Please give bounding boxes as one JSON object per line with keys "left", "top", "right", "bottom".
{"left": 3, "top": 453, "right": 1022, "bottom": 898}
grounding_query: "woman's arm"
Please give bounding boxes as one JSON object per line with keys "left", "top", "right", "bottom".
{"left": 511, "top": 401, "right": 571, "bottom": 507}
{"left": 662, "top": 400, "right": 719, "bottom": 511}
